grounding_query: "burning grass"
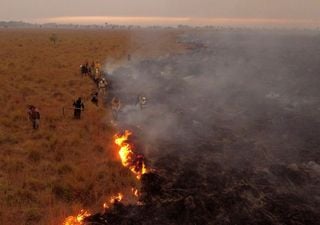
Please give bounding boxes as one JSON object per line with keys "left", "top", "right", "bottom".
{"left": 62, "top": 129, "right": 149, "bottom": 224}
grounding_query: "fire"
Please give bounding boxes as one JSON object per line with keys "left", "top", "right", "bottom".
{"left": 63, "top": 210, "right": 91, "bottom": 225}
{"left": 103, "top": 193, "right": 124, "bottom": 209}
{"left": 114, "top": 130, "right": 148, "bottom": 179}
{"left": 62, "top": 130, "right": 147, "bottom": 225}
{"left": 131, "top": 188, "right": 139, "bottom": 197}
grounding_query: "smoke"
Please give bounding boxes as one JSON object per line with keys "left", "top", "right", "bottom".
{"left": 108, "top": 29, "right": 320, "bottom": 167}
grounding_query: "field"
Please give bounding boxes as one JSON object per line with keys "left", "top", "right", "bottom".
{"left": 1, "top": 27, "right": 320, "bottom": 225}
{"left": 0, "top": 28, "right": 184, "bottom": 225}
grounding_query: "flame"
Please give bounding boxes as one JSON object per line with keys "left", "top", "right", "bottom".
{"left": 63, "top": 210, "right": 91, "bottom": 225}
{"left": 104, "top": 193, "right": 124, "bottom": 209}
{"left": 62, "top": 130, "right": 147, "bottom": 225}
{"left": 114, "top": 130, "right": 148, "bottom": 179}
{"left": 131, "top": 188, "right": 139, "bottom": 197}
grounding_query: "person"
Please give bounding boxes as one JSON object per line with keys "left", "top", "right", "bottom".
{"left": 80, "top": 63, "right": 88, "bottom": 76}
{"left": 27, "top": 105, "right": 40, "bottom": 129}
{"left": 73, "top": 97, "right": 84, "bottom": 119}
{"left": 137, "top": 95, "right": 147, "bottom": 110}
{"left": 98, "top": 78, "right": 107, "bottom": 95}
{"left": 95, "top": 68, "right": 100, "bottom": 82}
{"left": 111, "top": 97, "right": 121, "bottom": 120}
{"left": 88, "top": 66, "right": 92, "bottom": 76}
{"left": 91, "top": 92, "right": 99, "bottom": 106}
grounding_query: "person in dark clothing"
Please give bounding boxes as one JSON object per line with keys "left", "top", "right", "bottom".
{"left": 85, "top": 62, "right": 89, "bottom": 75}
{"left": 91, "top": 92, "right": 99, "bottom": 106}
{"left": 27, "top": 105, "right": 40, "bottom": 129}
{"left": 73, "top": 97, "right": 84, "bottom": 119}
{"left": 80, "top": 64, "right": 87, "bottom": 75}
{"left": 80, "top": 62, "right": 89, "bottom": 76}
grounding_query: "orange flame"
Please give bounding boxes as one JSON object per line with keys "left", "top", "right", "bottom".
{"left": 103, "top": 193, "right": 124, "bottom": 209}
{"left": 131, "top": 188, "right": 139, "bottom": 197}
{"left": 114, "top": 130, "right": 148, "bottom": 179}
{"left": 62, "top": 130, "right": 147, "bottom": 225}
{"left": 63, "top": 210, "right": 91, "bottom": 225}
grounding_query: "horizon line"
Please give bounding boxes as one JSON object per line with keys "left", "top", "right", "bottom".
{"left": 23, "top": 16, "right": 320, "bottom": 28}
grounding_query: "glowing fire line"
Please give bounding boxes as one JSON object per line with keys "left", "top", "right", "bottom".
{"left": 62, "top": 130, "right": 145, "bottom": 225}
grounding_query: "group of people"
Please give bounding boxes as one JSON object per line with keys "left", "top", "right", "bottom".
{"left": 80, "top": 61, "right": 106, "bottom": 86}
{"left": 77, "top": 60, "right": 115, "bottom": 121}
{"left": 26, "top": 59, "right": 143, "bottom": 129}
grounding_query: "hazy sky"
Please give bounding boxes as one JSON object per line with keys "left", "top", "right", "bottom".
{"left": 1, "top": 0, "right": 319, "bottom": 25}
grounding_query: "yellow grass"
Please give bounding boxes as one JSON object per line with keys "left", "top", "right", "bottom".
{"left": 0, "top": 28, "right": 184, "bottom": 225}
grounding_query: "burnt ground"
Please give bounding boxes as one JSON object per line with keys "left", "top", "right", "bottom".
{"left": 89, "top": 29, "right": 320, "bottom": 225}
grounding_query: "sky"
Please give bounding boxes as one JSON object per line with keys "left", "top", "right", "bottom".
{"left": 1, "top": 0, "right": 320, "bottom": 26}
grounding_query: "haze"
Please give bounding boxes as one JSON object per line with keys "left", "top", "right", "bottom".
{"left": 1, "top": 0, "right": 320, "bottom": 27}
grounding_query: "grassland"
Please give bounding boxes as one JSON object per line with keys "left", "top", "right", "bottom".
{"left": 0, "top": 28, "right": 184, "bottom": 225}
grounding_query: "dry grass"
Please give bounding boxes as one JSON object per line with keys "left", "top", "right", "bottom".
{"left": 0, "top": 28, "right": 184, "bottom": 225}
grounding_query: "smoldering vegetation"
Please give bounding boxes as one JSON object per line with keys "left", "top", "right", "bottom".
{"left": 93, "top": 29, "right": 320, "bottom": 225}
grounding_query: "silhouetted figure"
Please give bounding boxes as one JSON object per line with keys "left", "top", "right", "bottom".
{"left": 91, "top": 92, "right": 99, "bottom": 106}
{"left": 73, "top": 97, "right": 84, "bottom": 119}
{"left": 27, "top": 105, "right": 40, "bottom": 129}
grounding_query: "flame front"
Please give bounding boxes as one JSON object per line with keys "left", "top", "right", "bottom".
{"left": 63, "top": 210, "right": 91, "bottom": 225}
{"left": 114, "top": 130, "right": 148, "bottom": 179}
{"left": 62, "top": 130, "right": 146, "bottom": 225}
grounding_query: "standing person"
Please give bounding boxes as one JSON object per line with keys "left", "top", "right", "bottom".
{"left": 95, "top": 68, "right": 100, "bottom": 82}
{"left": 98, "top": 78, "right": 107, "bottom": 95}
{"left": 91, "top": 92, "right": 99, "bottom": 106}
{"left": 27, "top": 105, "right": 40, "bottom": 129}
{"left": 81, "top": 64, "right": 88, "bottom": 76}
{"left": 137, "top": 95, "right": 147, "bottom": 110}
{"left": 84, "top": 62, "right": 89, "bottom": 76}
{"left": 73, "top": 97, "right": 84, "bottom": 119}
{"left": 111, "top": 97, "right": 121, "bottom": 120}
